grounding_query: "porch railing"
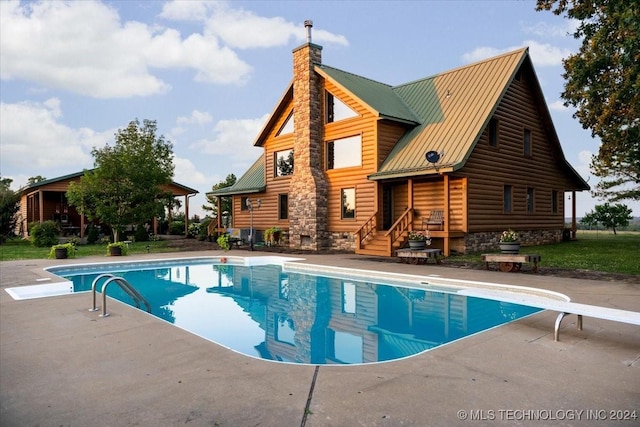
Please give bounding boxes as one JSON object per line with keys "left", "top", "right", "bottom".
{"left": 384, "top": 207, "right": 414, "bottom": 250}
{"left": 355, "top": 213, "right": 377, "bottom": 250}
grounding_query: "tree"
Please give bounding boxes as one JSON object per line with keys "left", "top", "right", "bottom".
{"left": 536, "top": 0, "right": 640, "bottom": 202}
{"left": 0, "top": 177, "right": 20, "bottom": 243}
{"left": 67, "top": 119, "right": 174, "bottom": 242}
{"left": 582, "top": 202, "right": 632, "bottom": 234}
{"left": 27, "top": 176, "right": 46, "bottom": 186}
{"left": 203, "top": 173, "right": 236, "bottom": 221}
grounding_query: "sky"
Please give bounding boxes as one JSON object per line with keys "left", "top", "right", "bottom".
{"left": 1, "top": 0, "right": 637, "bottom": 219}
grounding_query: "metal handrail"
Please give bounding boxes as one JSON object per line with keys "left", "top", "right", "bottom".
{"left": 89, "top": 274, "right": 151, "bottom": 317}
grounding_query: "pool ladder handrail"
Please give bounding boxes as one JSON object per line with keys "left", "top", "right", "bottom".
{"left": 89, "top": 273, "right": 151, "bottom": 317}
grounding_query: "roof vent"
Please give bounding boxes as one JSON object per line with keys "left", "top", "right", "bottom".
{"left": 304, "top": 20, "right": 313, "bottom": 43}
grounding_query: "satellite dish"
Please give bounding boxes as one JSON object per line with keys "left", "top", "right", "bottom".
{"left": 425, "top": 150, "right": 440, "bottom": 164}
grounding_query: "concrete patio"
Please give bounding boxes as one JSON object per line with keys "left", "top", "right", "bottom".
{"left": 1, "top": 250, "right": 638, "bottom": 426}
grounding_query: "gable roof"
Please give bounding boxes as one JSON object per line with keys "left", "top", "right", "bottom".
{"left": 371, "top": 47, "right": 528, "bottom": 179}
{"left": 315, "top": 65, "right": 420, "bottom": 125}
{"left": 236, "top": 47, "right": 589, "bottom": 193}
{"left": 19, "top": 170, "right": 198, "bottom": 196}
{"left": 208, "top": 155, "right": 265, "bottom": 196}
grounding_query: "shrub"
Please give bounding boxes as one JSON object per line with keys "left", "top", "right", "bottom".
{"left": 107, "top": 241, "right": 128, "bottom": 256}
{"left": 197, "top": 218, "right": 211, "bottom": 241}
{"left": 134, "top": 224, "right": 149, "bottom": 242}
{"left": 30, "top": 220, "right": 59, "bottom": 247}
{"left": 187, "top": 222, "right": 200, "bottom": 239}
{"left": 169, "top": 221, "right": 185, "bottom": 235}
{"left": 217, "top": 234, "right": 230, "bottom": 250}
{"left": 87, "top": 225, "right": 100, "bottom": 244}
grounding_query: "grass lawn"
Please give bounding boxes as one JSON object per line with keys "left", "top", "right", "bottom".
{"left": 448, "top": 230, "right": 640, "bottom": 276}
{"left": 0, "top": 238, "right": 180, "bottom": 262}
{"left": 1, "top": 231, "right": 639, "bottom": 276}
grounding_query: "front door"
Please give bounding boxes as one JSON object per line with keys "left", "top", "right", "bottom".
{"left": 382, "top": 185, "right": 393, "bottom": 230}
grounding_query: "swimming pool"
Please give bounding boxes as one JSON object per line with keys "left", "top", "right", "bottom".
{"left": 7, "top": 256, "right": 546, "bottom": 366}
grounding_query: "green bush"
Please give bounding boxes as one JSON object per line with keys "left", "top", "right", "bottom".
{"left": 48, "top": 242, "right": 76, "bottom": 259}
{"left": 169, "top": 221, "right": 185, "bottom": 235}
{"left": 187, "top": 222, "right": 200, "bottom": 239}
{"left": 134, "top": 224, "right": 149, "bottom": 242}
{"left": 30, "top": 220, "right": 59, "bottom": 247}
{"left": 87, "top": 225, "right": 100, "bottom": 244}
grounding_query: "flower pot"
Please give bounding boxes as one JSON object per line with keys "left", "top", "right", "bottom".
{"left": 499, "top": 242, "right": 520, "bottom": 254}
{"left": 109, "top": 246, "right": 122, "bottom": 256}
{"left": 408, "top": 240, "right": 426, "bottom": 250}
{"left": 54, "top": 248, "right": 68, "bottom": 259}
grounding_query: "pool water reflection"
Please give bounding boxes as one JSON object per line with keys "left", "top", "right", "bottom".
{"left": 62, "top": 262, "right": 541, "bottom": 365}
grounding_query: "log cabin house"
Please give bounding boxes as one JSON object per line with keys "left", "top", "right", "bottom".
{"left": 16, "top": 171, "right": 198, "bottom": 239}
{"left": 209, "top": 22, "right": 589, "bottom": 257}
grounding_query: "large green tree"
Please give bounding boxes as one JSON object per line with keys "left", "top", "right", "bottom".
{"left": 67, "top": 119, "right": 175, "bottom": 242}
{"left": 0, "top": 177, "right": 20, "bottom": 243}
{"left": 203, "top": 173, "right": 236, "bottom": 222}
{"left": 536, "top": 0, "right": 639, "bottom": 202}
{"left": 580, "top": 202, "right": 632, "bottom": 234}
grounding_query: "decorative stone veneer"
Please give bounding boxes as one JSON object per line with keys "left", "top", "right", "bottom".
{"left": 460, "top": 229, "right": 563, "bottom": 254}
{"left": 289, "top": 41, "right": 329, "bottom": 251}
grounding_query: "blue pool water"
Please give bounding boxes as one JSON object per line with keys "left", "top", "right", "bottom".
{"left": 52, "top": 259, "right": 541, "bottom": 365}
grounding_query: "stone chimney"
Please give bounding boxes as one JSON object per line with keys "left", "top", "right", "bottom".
{"left": 289, "top": 20, "right": 329, "bottom": 250}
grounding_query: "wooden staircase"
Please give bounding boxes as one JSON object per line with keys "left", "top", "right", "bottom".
{"left": 355, "top": 208, "right": 413, "bottom": 257}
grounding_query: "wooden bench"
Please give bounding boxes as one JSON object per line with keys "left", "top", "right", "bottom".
{"left": 482, "top": 253, "right": 541, "bottom": 272}
{"left": 396, "top": 248, "right": 442, "bottom": 265}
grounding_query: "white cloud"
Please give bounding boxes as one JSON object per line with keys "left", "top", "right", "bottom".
{"left": 161, "top": 0, "right": 348, "bottom": 49}
{"left": 0, "top": 0, "right": 251, "bottom": 98}
{"left": 190, "top": 115, "right": 267, "bottom": 162}
{"left": 0, "top": 99, "right": 113, "bottom": 186}
{"left": 177, "top": 110, "right": 213, "bottom": 126}
{"left": 462, "top": 41, "right": 570, "bottom": 68}
{"left": 549, "top": 100, "right": 568, "bottom": 111}
{"left": 522, "top": 19, "right": 579, "bottom": 39}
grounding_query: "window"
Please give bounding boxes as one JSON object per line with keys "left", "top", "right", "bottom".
{"left": 274, "top": 149, "right": 294, "bottom": 177}
{"left": 327, "top": 135, "right": 362, "bottom": 169}
{"left": 275, "top": 314, "right": 295, "bottom": 345}
{"left": 341, "top": 188, "right": 356, "bottom": 219}
{"left": 504, "top": 185, "right": 512, "bottom": 213}
{"left": 240, "top": 196, "right": 249, "bottom": 211}
{"left": 326, "top": 92, "right": 357, "bottom": 123}
{"left": 527, "top": 187, "right": 535, "bottom": 213}
{"left": 276, "top": 111, "right": 294, "bottom": 136}
{"left": 488, "top": 118, "right": 498, "bottom": 147}
{"left": 523, "top": 129, "right": 532, "bottom": 157}
{"left": 342, "top": 282, "right": 356, "bottom": 314}
{"left": 278, "top": 194, "right": 288, "bottom": 220}
{"left": 552, "top": 190, "right": 558, "bottom": 214}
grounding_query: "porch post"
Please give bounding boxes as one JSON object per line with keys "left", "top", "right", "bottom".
{"left": 571, "top": 190, "right": 577, "bottom": 240}
{"left": 184, "top": 195, "right": 189, "bottom": 236}
{"left": 38, "top": 190, "right": 44, "bottom": 223}
{"left": 443, "top": 175, "right": 450, "bottom": 256}
{"left": 408, "top": 179, "right": 414, "bottom": 229}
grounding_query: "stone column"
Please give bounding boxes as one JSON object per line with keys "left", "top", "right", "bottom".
{"left": 289, "top": 39, "right": 328, "bottom": 250}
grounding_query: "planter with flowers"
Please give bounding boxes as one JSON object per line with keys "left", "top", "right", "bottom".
{"left": 499, "top": 230, "right": 520, "bottom": 254}
{"left": 407, "top": 230, "right": 431, "bottom": 250}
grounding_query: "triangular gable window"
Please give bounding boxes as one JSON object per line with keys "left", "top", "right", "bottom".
{"left": 277, "top": 111, "right": 294, "bottom": 136}
{"left": 326, "top": 92, "right": 358, "bottom": 123}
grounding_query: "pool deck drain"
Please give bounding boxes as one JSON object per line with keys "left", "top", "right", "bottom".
{"left": 1, "top": 251, "right": 639, "bottom": 426}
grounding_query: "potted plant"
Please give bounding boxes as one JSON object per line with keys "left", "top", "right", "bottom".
{"left": 499, "top": 229, "right": 520, "bottom": 254}
{"left": 49, "top": 242, "right": 76, "bottom": 259}
{"left": 107, "top": 241, "right": 128, "bottom": 256}
{"left": 407, "top": 230, "right": 431, "bottom": 250}
{"left": 264, "top": 226, "right": 282, "bottom": 246}
{"left": 217, "top": 234, "right": 231, "bottom": 251}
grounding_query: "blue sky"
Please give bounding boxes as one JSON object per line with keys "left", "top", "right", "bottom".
{"left": 2, "top": 0, "right": 636, "bottom": 218}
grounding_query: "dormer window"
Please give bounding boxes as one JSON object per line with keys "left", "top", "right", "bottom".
{"left": 326, "top": 92, "right": 357, "bottom": 123}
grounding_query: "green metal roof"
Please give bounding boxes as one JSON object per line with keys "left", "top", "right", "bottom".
{"left": 370, "top": 48, "right": 529, "bottom": 180}
{"left": 208, "top": 155, "right": 265, "bottom": 196}
{"left": 316, "top": 65, "right": 420, "bottom": 125}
